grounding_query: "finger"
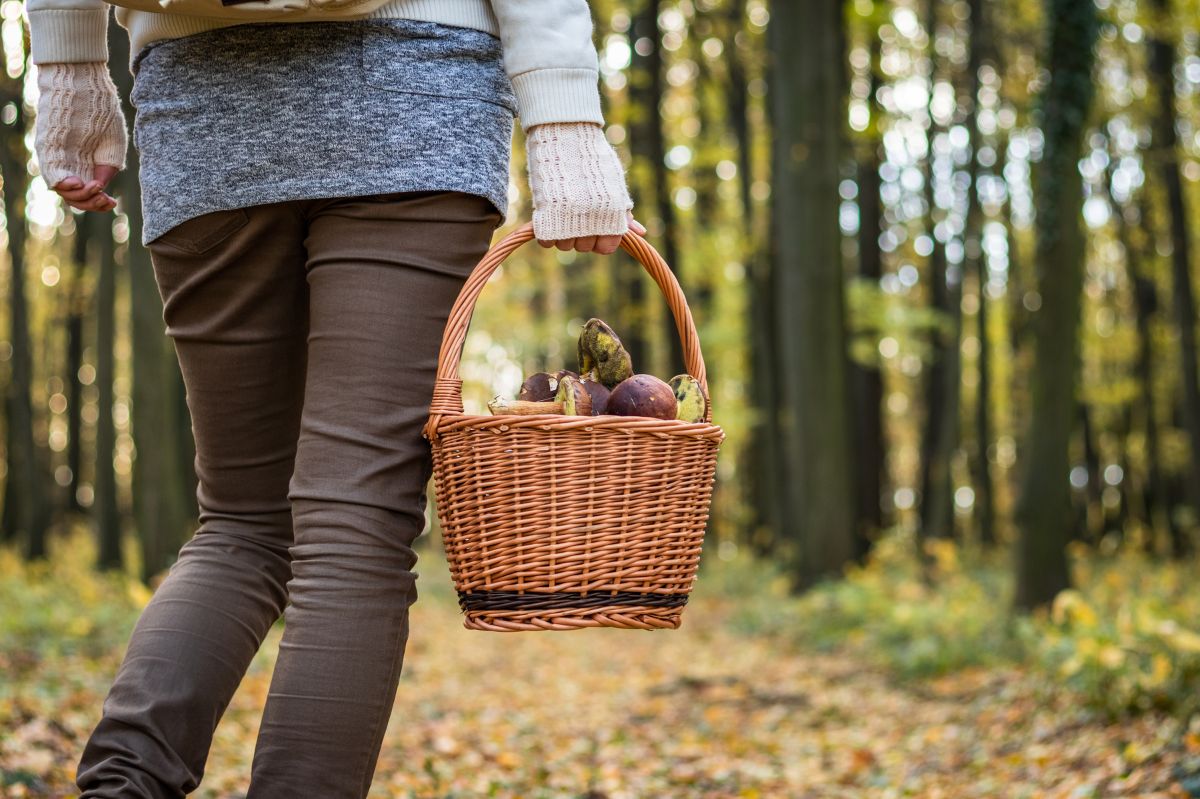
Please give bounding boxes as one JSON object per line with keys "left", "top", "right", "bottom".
{"left": 537, "top": 238, "right": 554, "bottom": 248}
{"left": 93, "top": 164, "right": 120, "bottom": 189}
{"left": 628, "top": 215, "right": 647, "bottom": 236}
{"left": 594, "top": 235, "right": 621, "bottom": 255}
{"left": 57, "top": 182, "right": 104, "bottom": 203}
{"left": 574, "top": 236, "right": 597, "bottom": 253}
{"left": 70, "top": 193, "right": 116, "bottom": 213}
{"left": 53, "top": 176, "right": 84, "bottom": 192}
{"left": 554, "top": 238, "right": 575, "bottom": 252}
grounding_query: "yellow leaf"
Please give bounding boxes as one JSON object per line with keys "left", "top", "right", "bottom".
{"left": 127, "top": 581, "right": 153, "bottom": 608}
{"left": 1149, "top": 654, "right": 1173, "bottom": 686}
{"left": 66, "top": 617, "right": 93, "bottom": 637}
{"left": 1052, "top": 590, "right": 1098, "bottom": 627}
{"left": 1156, "top": 621, "right": 1200, "bottom": 653}
{"left": 1098, "top": 645, "right": 1124, "bottom": 669}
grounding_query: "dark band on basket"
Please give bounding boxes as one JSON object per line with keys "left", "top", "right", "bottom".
{"left": 457, "top": 590, "right": 690, "bottom": 612}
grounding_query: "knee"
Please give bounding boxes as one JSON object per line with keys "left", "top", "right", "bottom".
{"left": 286, "top": 498, "right": 423, "bottom": 600}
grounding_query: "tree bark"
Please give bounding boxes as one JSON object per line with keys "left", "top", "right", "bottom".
{"left": 1146, "top": 0, "right": 1200, "bottom": 544}
{"left": 730, "top": 0, "right": 779, "bottom": 554}
{"left": 770, "top": 0, "right": 856, "bottom": 589}
{"left": 1105, "top": 163, "right": 1177, "bottom": 554}
{"left": 1014, "top": 0, "right": 1097, "bottom": 611}
{"left": 623, "top": 1, "right": 657, "bottom": 374}
{"left": 851, "top": 28, "right": 885, "bottom": 559}
{"left": 0, "top": 71, "right": 50, "bottom": 558}
{"left": 65, "top": 217, "right": 90, "bottom": 513}
{"left": 90, "top": 212, "right": 122, "bottom": 570}
{"left": 964, "top": 0, "right": 995, "bottom": 546}
{"left": 1077, "top": 402, "right": 1103, "bottom": 543}
{"left": 918, "top": 0, "right": 959, "bottom": 546}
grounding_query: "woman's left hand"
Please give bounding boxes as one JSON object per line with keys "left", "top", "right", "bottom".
{"left": 526, "top": 121, "right": 643, "bottom": 255}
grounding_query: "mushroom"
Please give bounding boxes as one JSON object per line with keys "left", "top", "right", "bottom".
{"left": 605, "top": 374, "right": 677, "bottom": 420}
{"left": 577, "top": 318, "right": 634, "bottom": 388}
{"left": 669, "top": 374, "right": 709, "bottom": 422}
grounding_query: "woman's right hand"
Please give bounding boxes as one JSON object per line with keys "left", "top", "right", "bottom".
{"left": 34, "top": 62, "right": 128, "bottom": 213}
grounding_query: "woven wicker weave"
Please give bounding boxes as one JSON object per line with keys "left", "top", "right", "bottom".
{"left": 421, "top": 223, "right": 724, "bottom": 632}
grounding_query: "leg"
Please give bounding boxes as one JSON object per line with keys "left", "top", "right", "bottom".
{"left": 77, "top": 204, "right": 310, "bottom": 798}
{"left": 247, "top": 191, "right": 501, "bottom": 798}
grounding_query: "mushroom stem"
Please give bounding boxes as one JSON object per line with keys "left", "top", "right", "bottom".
{"left": 487, "top": 397, "right": 565, "bottom": 415}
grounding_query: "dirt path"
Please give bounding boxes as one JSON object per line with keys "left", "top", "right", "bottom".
{"left": 211, "top": 582, "right": 1185, "bottom": 798}
{"left": 2, "top": 566, "right": 1190, "bottom": 798}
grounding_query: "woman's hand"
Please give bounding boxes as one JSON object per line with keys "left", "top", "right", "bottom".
{"left": 538, "top": 211, "right": 646, "bottom": 254}
{"left": 526, "top": 121, "right": 642, "bottom": 255}
{"left": 34, "top": 62, "right": 127, "bottom": 213}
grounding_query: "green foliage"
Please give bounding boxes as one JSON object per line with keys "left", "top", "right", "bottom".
{"left": 0, "top": 536, "right": 146, "bottom": 677}
{"left": 845, "top": 276, "right": 953, "bottom": 368}
{"left": 716, "top": 535, "right": 1021, "bottom": 677}
{"left": 1022, "top": 549, "right": 1200, "bottom": 717}
{"left": 705, "top": 533, "right": 1200, "bottom": 718}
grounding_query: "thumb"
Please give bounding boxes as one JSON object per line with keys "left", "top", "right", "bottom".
{"left": 93, "top": 164, "right": 120, "bottom": 189}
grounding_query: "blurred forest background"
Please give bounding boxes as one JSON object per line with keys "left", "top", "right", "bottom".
{"left": 5, "top": 0, "right": 1200, "bottom": 795}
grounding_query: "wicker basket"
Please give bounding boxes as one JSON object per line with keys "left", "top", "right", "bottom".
{"left": 421, "top": 222, "right": 724, "bottom": 632}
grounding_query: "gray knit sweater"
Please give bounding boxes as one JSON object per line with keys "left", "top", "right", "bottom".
{"left": 129, "top": 19, "right": 514, "bottom": 245}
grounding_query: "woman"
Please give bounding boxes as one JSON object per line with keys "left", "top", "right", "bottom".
{"left": 25, "top": 0, "right": 640, "bottom": 794}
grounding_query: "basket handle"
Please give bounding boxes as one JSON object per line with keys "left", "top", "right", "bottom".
{"left": 423, "top": 222, "right": 712, "bottom": 441}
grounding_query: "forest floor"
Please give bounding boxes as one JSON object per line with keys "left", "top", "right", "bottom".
{"left": 2, "top": 545, "right": 1198, "bottom": 799}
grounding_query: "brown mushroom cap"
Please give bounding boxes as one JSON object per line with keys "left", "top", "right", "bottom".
{"left": 580, "top": 378, "right": 611, "bottom": 416}
{"left": 605, "top": 374, "right": 677, "bottom": 420}
{"left": 518, "top": 372, "right": 558, "bottom": 402}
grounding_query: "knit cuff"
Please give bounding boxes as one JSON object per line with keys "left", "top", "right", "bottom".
{"left": 27, "top": 8, "right": 110, "bottom": 64}
{"left": 526, "top": 121, "right": 633, "bottom": 242}
{"left": 511, "top": 68, "right": 604, "bottom": 131}
{"left": 533, "top": 205, "right": 628, "bottom": 240}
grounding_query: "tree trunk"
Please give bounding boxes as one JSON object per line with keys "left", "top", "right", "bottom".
{"left": 93, "top": 217, "right": 123, "bottom": 569}
{"left": 730, "top": 0, "right": 779, "bottom": 554}
{"left": 622, "top": 1, "right": 657, "bottom": 373}
{"left": 918, "top": 0, "right": 959, "bottom": 546}
{"left": 1077, "top": 402, "right": 1103, "bottom": 543}
{"left": 964, "top": 0, "right": 995, "bottom": 546}
{"left": 1105, "top": 163, "right": 1176, "bottom": 553}
{"left": 1014, "top": 0, "right": 1097, "bottom": 611}
{"left": 851, "top": 29, "right": 885, "bottom": 559}
{"left": 644, "top": 17, "right": 683, "bottom": 378}
{"left": 0, "top": 73, "right": 50, "bottom": 559}
{"left": 88, "top": 211, "right": 122, "bottom": 571}
{"left": 770, "top": 0, "right": 856, "bottom": 589}
{"left": 1147, "top": 0, "right": 1200, "bottom": 546}
{"left": 65, "top": 218, "right": 90, "bottom": 513}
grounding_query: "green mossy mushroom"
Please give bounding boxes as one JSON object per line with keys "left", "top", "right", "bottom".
{"left": 577, "top": 318, "right": 634, "bottom": 388}
{"left": 669, "top": 374, "right": 708, "bottom": 422}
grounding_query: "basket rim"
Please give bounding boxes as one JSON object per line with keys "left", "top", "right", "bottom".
{"left": 425, "top": 410, "right": 726, "bottom": 443}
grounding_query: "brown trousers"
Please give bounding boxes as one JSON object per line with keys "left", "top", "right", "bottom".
{"left": 76, "top": 191, "right": 502, "bottom": 798}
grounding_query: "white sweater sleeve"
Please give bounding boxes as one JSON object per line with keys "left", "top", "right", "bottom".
{"left": 24, "top": 0, "right": 110, "bottom": 64}
{"left": 490, "top": 0, "right": 604, "bottom": 130}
